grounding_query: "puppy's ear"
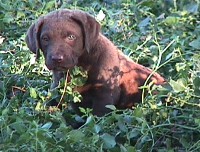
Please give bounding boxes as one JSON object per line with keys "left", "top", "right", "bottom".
{"left": 70, "top": 10, "right": 100, "bottom": 53}
{"left": 25, "top": 18, "right": 43, "bottom": 59}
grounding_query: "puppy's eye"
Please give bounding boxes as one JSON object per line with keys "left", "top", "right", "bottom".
{"left": 67, "top": 34, "right": 76, "bottom": 41}
{"left": 41, "top": 36, "right": 49, "bottom": 42}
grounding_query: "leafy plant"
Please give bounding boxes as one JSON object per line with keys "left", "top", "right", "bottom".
{"left": 0, "top": 0, "right": 200, "bottom": 151}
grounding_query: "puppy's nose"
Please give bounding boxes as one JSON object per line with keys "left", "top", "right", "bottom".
{"left": 51, "top": 55, "right": 64, "bottom": 63}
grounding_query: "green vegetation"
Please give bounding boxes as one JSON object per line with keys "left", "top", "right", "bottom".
{"left": 0, "top": 0, "right": 200, "bottom": 151}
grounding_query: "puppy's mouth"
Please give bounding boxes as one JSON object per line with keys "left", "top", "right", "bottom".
{"left": 47, "top": 64, "right": 76, "bottom": 71}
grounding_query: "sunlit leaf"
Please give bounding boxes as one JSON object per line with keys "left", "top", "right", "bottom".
{"left": 101, "top": 133, "right": 116, "bottom": 149}
{"left": 105, "top": 105, "right": 116, "bottom": 110}
{"left": 30, "top": 87, "right": 37, "bottom": 98}
{"left": 94, "top": 124, "right": 101, "bottom": 133}
{"left": 41, "top": 122, "right": 53, "bottom": 129}
{"left": 163, "top": 16, "right": 180, "bottom": 25}
{"left": 0, "top": 36, "right": 5, "bottom": 45}
{"left": 175, "top": 62, "right": 186, "bottom": 72}
{"left": 85, "top": 115, "right": 93, "bottom": 125}
{"left": 169, "top": 79, "right": 186, "bottom": 93}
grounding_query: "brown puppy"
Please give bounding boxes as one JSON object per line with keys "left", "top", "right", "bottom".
{"left": 26, "top": 9, "right": 166, "bottom": 116}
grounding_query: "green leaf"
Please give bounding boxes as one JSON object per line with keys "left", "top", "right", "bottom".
{"left": 138, "top": 17, "right": 151, "bottom": 27}
{"left": 41, "top": 122, "right": 52, "bottom": 129}
{"left": 69, "top": 130, "right": 84, "bottom": 142}
{"left": 101, "top": 133, "right": 116, "bottom": 149}
{"left": 10, "top": 121, "right": 26, "bottom": 134}
{"left": 164, "top": 16, "right": 180, "bottom": 25}
{"left": 194, "top": 77, "right": 200, "bottom": 95}
{"left": 184, "top": 3, "right": 199, "bottom": 14}
{"left": 126, "top": 146, "right": 136, "bottom": 152}
{"left": 133, "top": 107, "right": 143, "bottom": 118}
{"left": 141, "top": 135, "right": 151, "bottom": 143}
{"left": 73, "top": 95, "right": 82, "bottom": 103}
{"left": 17, "top": 11, "right": 25, "bottom": 19}
{"left": 117, "top": 120, "right": 128, "bottom": 132}
{"left": 169, "top": 79, "right": 186, "bottom": 93}
{"left": 175, "top": 63, "right": 186, "bottom": 72}
{"left": 35, "top": 102, "right": 42, "bottom": 111}
{"left": 85, "top": 115, "right": 93, "bottom": 125}
{"left": 66, "top": 86, "right": 73, "bottom": 93}
{"left": 105, "top": 105, "right": 116, "bottom": 111}
{"left": 180, "top": 137, "right": 190, "bottom": 148}
{"left": 189, "top": 37, "right": 200, "bottom": 49}
{"left": 194, "top": 118, "right": 200, "bottom": 126}
{"left": 127, "top": 129, "right": 140, "bottom": 139}
{"left": 44, "top": 1, "right": 55, "bottom": 10}
{"left": 17, "top": 132, "right": 32, "bottom": 145}
{"left": 94, "top": 125, "right": 101, "bottom": 133}
{"left": 30, "top": 87, "right": 37, "bottom": 98}
{"left": 120, "top": 144, "right": 128, "bottom": 152}
{"left": 3, "top": 12, "right": 14, "bottom": 23}
{"left": 2, "top": 108, "right": 9, "bottom": 116}
{"left": 0, "top": 1, "right": 12, "bottom": 10}
{"left": 79, "top": 107, "right": 86, "bottom": 114}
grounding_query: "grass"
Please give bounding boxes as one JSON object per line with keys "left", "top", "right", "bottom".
{"left": 0, "top": 0, "right": 200, "bottom": 151}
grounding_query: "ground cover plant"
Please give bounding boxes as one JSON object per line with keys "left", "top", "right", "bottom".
{"left": 0, "top": 0, "right": 200, "bottom": 151}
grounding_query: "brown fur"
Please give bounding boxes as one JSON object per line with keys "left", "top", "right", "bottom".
{"left": 26, "top": 9, "right": 166, "bottom": 116}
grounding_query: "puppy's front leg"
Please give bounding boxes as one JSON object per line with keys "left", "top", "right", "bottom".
{"left": 91, "top": 88, "right": 120, "bottom": 116}
{"left": 51, "top": 70, "right": 64, "bottom": 89}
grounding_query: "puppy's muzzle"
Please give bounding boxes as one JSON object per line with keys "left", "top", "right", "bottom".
{"left": 51, "top": 54, "right": 64, "bottom": 63}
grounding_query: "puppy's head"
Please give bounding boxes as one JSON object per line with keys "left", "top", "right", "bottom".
{"left": 25, "top": 9, "right": 100, "bottom": 70}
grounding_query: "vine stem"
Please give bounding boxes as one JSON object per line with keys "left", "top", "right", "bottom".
{"left": 141, "top": 36, "right": 176, "bottom": 103}
{"left": 57, "top": 70, "right": 70, "bottom": 108}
